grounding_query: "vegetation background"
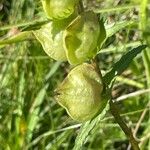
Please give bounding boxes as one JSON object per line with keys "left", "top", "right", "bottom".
{"left": 0, "top": 0, "right": 150, "bottom": 149}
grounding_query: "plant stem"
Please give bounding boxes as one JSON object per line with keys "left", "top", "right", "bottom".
{"left": 109, "top": 100, "right": 140, "bottom": 150}
{"left": 140, "top": 0, "right": 150, "bottom": 88}
{"left": 92, "top": 57, "right": 103, "bottom": 79}
{"left": 78, "top": 0, "right": 84, "bottom": 13}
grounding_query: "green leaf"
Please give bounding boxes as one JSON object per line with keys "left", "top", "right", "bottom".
{"left": 103, "top": 45, "right": 147, "bottom": 86}
{"left": 106, "top": 21, "right": 136, "bottom": 38}
{"left": 73, "top": 100, "right": 110, "bottom": 150}
{"left": 0, "top": 31, "right": 33, "bottom": 48}
{"left": 98, "top": 19, "right": 106, "bottom": 49}
{"left": 27, "top": 84, "right": 48, "bottom": 141}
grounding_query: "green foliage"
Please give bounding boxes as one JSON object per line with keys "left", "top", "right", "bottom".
{"left": 0, "top": 0, "right": 150, "bottom": 149}
{"left": 103, "top": 45, "right": 147, "bottom": 86}
{"left": 73, "top": 97, "right": 110, "bottom": 150}
{"left": 73, "top": 45, "right": 146, "bottom": 149}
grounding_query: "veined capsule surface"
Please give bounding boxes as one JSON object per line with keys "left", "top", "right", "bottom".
{"left": 55, "top": 63, "right": 105, "bottom": 122}
{"left": 41, "top": 0, "right": 79, "bottom": 20}
{"left": 33, "top": 16, "right": 76, "bottom": 61}
{"left": 64, "top": 11, "right": 106, "bottom": 65}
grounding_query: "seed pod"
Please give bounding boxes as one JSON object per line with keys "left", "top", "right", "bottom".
{"left": 63, "top": 11, "right": 106, "bottom": 65}
{"left": 41, "top": 0, "right": 79, "bottom": 20}
{"left": 33, "top": 17, "right": 75, "bottom": 61}
{"left": 55, "top": 63, "right": 105, "bottom": 122}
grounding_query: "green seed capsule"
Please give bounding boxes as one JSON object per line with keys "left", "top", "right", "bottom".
{"left": 63, "top": 11, "right": 106, "bottom": 65}
{"left": 41, "top": 0, "right": 79, "bottom": 20}
{"left": 33, "top": 16, "right": 75, "bottom": 61}
{"left": 55, "top": 63, "right": 104, "bottom": 122}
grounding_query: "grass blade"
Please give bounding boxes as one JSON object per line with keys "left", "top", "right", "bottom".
{"left": 0, "top": 31, "right": 34, "bottom": 48}
{"left": 106, "top": 21, "right": 136, "bottom": 38}
{"left": 26, "top": 84, "right": 49, "bottom": 141}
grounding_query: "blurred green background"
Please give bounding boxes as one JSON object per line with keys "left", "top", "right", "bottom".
{"left": 0, "top": 0, "right": 150, "bottom": 149}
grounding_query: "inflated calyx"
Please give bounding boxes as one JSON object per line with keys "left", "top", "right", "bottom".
{"left": 55, "top": 63, "right": 105, "bottom": 122}
{"left": 41, "top": 0, "right": 79, "bottom": 20}
{"left": 64, "top": 11, "right": 105, "bottom": 65}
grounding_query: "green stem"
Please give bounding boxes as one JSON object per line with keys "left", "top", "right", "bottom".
{"left": 140, "top": 0, "right": 150, "bottom": 88}
{"left": 140, "top": 1, "right": 150, "bottom": 148}
{"left": 110, "top": 100, "right": 140, "bottom": 150}
{"left": 78, "top": 0, "right": 84, "bottom": 13}
{"left": 92, "top": 57, "right": 103, "bottom": 79}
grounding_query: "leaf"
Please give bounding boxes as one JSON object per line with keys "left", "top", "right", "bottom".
{"left": 98, "top": 19, "right": 106, "bottom": 49}
{"left": 0, "top": 31, "right": 34, "bottom": 48}
{"left": 73, "top": 100, "right": 110, "bottom": 150}
{"left": 103, "top": 45, "right": 147, "bottom": 86}
{"left": 27, "top": 84, "right": 48, "bottom": 141}
{"left": 106, "top": 21, "right": 136, "bottom": 38}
